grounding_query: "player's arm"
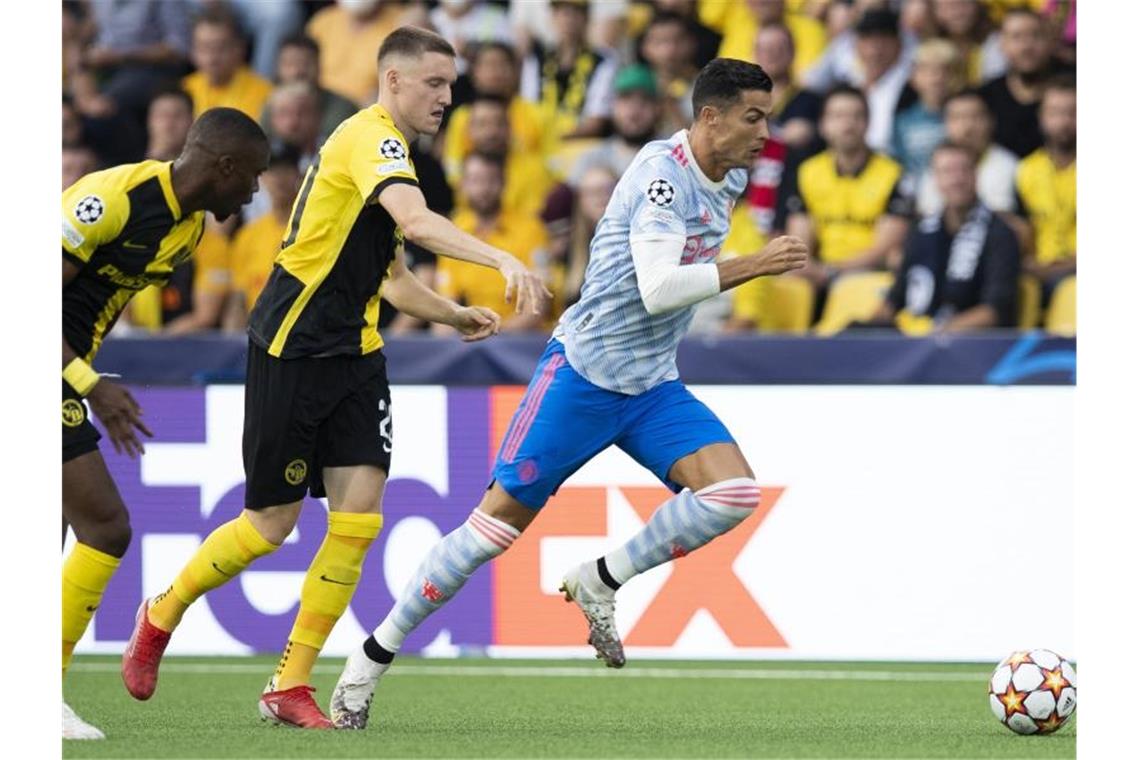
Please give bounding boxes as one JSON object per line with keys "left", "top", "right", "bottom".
{"left": 382, "top": 250, "right": 501, "bottom": 342}
{"left": 377, "top": 182, "right": 550, "bottom": 316}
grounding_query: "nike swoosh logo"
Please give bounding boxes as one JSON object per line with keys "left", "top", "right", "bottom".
{"left": 319, "top": 574, "right": 353, "bottom": 586}
{"left": 85, "top": 605, "right": 98, "bottom": 612}
{"left": 212, "top": 562, "right": 234, "bottom": 578}
{"left": 122, "top": 240, "right": 152, "bottom": 250}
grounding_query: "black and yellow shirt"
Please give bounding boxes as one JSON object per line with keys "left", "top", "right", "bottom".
{"left": 62, "top": 161, "right": 206, "bottom": 362}
{"left": 249, "top": 104, "right": 418, "bottom": 359}
{"left": 1015, "top": 149, "right": 1076, "bottom": 266}
{"left": 783, "top": 151, "right": 911, "bottom": 265}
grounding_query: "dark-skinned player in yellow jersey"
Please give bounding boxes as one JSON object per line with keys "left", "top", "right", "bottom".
{"left": 62, "top": 107, "right": 270, "bottom": 740}
{"left": 122, "top": 27, "right": 551, "bottom": 729}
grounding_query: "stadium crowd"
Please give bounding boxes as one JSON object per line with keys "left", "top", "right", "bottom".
{"left": 62, "top": 0, "right": 1077, "bottom": 337}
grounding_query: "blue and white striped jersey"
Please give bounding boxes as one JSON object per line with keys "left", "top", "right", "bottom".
{"left": 553, "top": 130, "right": 748, "bottom": 395}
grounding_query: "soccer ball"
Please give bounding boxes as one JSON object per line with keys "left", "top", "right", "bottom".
{"left": 989, "top": 649, "right": 1076, "bottom": 735}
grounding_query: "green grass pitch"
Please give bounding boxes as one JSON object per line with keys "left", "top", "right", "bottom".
{"left": 64, "top": 656, "right": 1075, "bottom": 758}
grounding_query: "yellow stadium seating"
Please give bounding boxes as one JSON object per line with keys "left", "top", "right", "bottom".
{"left": 1018, "top": 275, "right": 1042, "bottom": 329}
{"left": 815, "top": 271, "right": 895, "bottom": 335}
{"left": 758, "top": 275, "right": 815, "bottom": 333}
{"left": 1044, "top": 275, "right": 1076, "bottom": 336}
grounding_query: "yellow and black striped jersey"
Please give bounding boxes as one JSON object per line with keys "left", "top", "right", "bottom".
{"left": 249, "top": 104, "right": 419, "bottom": 359}
{"left": 62, "top": 161, "right": 206, "bottom": 362}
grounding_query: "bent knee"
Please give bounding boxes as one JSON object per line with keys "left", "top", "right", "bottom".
{"left": 72, "top": 507, "right": 132, "bottom": 558}
{"left": 695, "top": 477, "right": 762, "bottom": 512}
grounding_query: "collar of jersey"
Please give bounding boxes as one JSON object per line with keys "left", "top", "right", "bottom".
{"left": 158, "top": 161, "right": 183, "bottom": 219}
{"left": 676, "top": 130, "right": 726, "bottom": 193}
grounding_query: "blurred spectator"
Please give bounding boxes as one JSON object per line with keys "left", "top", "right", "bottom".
{"left": 62, "top": 96, "right": 85, "bottom": 148}
{"left": 637, "top": 12, "right": 699, "bottom": 134}
{"left": 511, "top": 0, "right": 631, "bottom": 56}
{"left": 520, "top": 0, "right": 620, "bottom": 139}
{"left": 224, "top": 145, "right": 303, "bottom": 329}
{"left": 783, "top": 86, "right": 912, "bottom": 298}
{"left": 753, "top": 23, "right": 823, "bottom": 153}
{"left": 1042, "top": 0, "right": 1076, "bottom": 66}
{"left": 219, "top": 0, "right": 304, "bottom": 81}
{"left": 849, "top": 8, "right": 915, "bottom": 153}
{"left": 145, "top": 89, "right": 195, "bottom": 161}
{"left": 570, "top": 65, "right": 664, "bottom": 184}
{"left": 183, "top": 7, "right": 273, "bottom": 120}
{"left": 649, "top": 0, "right": 721, "bottom": 68}
{"left": 266, "top": 82, "right": 324, "bottom": 166}
{"left": 890, "top": 38, "right": 960, "bottom": 183}
{"left": 270, "top": 34, "right": 360, "bottom": 140}
{"left": 869, "top": 141, "right": 1019, "bottom": 332}
{"left": 915, "top": 90, "right": 1018, "bottom": 216}
{"left": 979, "top": 8, "right": 1064, "bottom": 158}
{"left": 306, "top": 0, "right": 414, "bottom": 106}
{"left": 802, "top": 5, "right": 918, "bottom": 106}
{"left": 1015, "top": 75, "right": 1076, "bottom": 298}
{"left": 450, "top": 95, "right": 555, "bottom": 218}
{"left": 563, "top": 164, "right": 619, "bottom": 307}
{"left": 437, "top": 153, "right": 551, "bottom": 332}
{"left": 62, "top": 144, "right": 99, "bottom": 191}
{"left": 84, "top": 0, "right": 192, "bottom": 125}
{"left": 430, "top": 0, "right": 513, "bottom": 70}
{"left": 443, "top": 43, "right": 552, "bottom": 175}
{"left": 930, "top": 0, "right": 1005, "bottom": 85}
{"left": 706, "top": 0, "right": 828, "bottom": 82}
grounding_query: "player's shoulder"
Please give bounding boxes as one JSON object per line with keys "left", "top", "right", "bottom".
{"left": 623, "top": 133, "right": 689, "bottom": 181}
{"left": 620, "top": 134, "right": 695, "bottom": 207}
{"left": 798, "top": 150, "right": 834, "bottom": 180}
{"left": 62, "top": 160, "right": 164, "bottom": 223}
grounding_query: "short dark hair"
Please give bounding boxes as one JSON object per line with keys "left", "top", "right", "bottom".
{"left": 1002, "top": 7, "right": 1045, "bottom": 29}
{"left": 944, "top": 88, "right": 989, "bottom": 113}
{"left": 279, "top": 33, "right": 320, "bottom": 57}
{"left": 187, "top": 107, "right": 269, "bottom": 152}
{"left": 470, "top": 41, "right": 518, "bottom": 68}
{"left": 822, "top": 84, "right": 869, "bottom": 118}
{"left": 691, "top": 58, "right": 773, "bottom": 114}
{"left": 377, "top": 25, "right": 456, "bottom": 65}
{"left": 645, "top": 10, "right": 689, "bottom": 34}
{"left": 193, "top": 6, "right": 243, "bottom": 39}
{"left": 465, "top": 150, "right": 506, "bottom": 174}
{"left": 931, "top": 139, "right": 978, "bottom": 164}
{"left": 149, "top": 87, "right": 194, "bottom": 115}
{"left": 469, "top": 94, "right": 510, "bottom": 112}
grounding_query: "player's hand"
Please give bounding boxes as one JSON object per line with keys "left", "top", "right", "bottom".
{"left": 452, "top": 306, "right": 502, "bottom": 342}
{"left": 754, "top": 236, "right": 810, "bottom": 277}
{"left": 499, "top": 256, "right": 552, "bottom": 316}
{"left": 87, "top": 380, "right": 153, "bottom": 458}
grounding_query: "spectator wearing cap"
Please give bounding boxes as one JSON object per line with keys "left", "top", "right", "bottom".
{"left": 306, "top": 0, "right": 418, "bottom": 106}
{"left": 868, "top": 141, "right": 1020, "bottom": 333}
{"left": 223, "top": 145, "right": 304, "bottom": 329}
{"left": 752, "top": 22, "right": 823, "bottom": 153}
{"left": 703, "top": 0, "right": 828, "bottom": 83}
{"left": 443, "top": 43, "right": 554, "bottom": 181}
{"left": 890, "top": 38, "right": 962, "bottom": 184}
{"left": 638, "top": 12, "right": 700, "bottom": 135}
{"left": 569, "top": 65, "right": 664, "bottom": 184}
{"left": 145, "top": 89, "right": 195, "bottom": 162}
{"left": 269, "top": 35, "right": 360, "bottom": 144}
{"left": 931, "top": 0, "right": 1005, "bottom": 86}
{"left": 450, "top": 95, "right": 555, "bottom": 219}
{"left": 437, "top": 153, "right": 552, "bottom": 333}
{"left": 182, "top": 7, "right": 273, "bottom": 120}
{"left": 915, "top": 90, "right": 1018, "bottom": 217}
{"left": 519, "top": 0, "right": 620, "bottom": 139}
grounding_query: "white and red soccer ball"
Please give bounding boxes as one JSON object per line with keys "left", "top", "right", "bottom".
{"left": 989, "top": 649, "right": 1076, "bottom": 735}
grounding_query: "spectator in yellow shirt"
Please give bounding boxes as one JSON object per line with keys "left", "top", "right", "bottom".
{"left": 1015, "top": 75, "right": 1075, "bottom": 299}
{"left": 182, "top": 7, "right": 273, "bottom": 120}
{"left": 305, "top": 0, "right": 415, "bottom": 106}
{"left": 225, "top": 145, "right": 303, "bottom": 329}
{"left": 704, "top": 0, "right": 827, "bottom": 82}
{"left": 449, "top": 96, "right": 555, "bottom": 219}
{"left": 437, "top": 153, "right": 551, "bottom": 332}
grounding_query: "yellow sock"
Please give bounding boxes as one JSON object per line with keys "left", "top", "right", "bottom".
{"left": 274, "top": 511, "right": 382, "bottom": 690}
{"left": 148, "top": 511, "right": 278, "bottom": 633}
{"left": 63, "top": 543, "right": 120, "bottom": 674}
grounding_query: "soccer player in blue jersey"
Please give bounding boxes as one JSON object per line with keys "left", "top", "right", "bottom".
{"left": 330, "top": 58, "right": 809, "bottom": 729}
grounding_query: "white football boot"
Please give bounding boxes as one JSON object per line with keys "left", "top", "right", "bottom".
{"left": 560, "top": 562, "right": 625, "bottom": 668}
{"left": 329, "top": 645, "right": 389, "bottom": 730}
{"left": 63, "top": 702, "right": 105, "bottom": 740}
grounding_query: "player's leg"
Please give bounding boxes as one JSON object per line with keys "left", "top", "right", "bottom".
{"left": 122, "top": 344, "right": 312, "bottom": 700}
{"left": 331, "top": 340, "right": 620, "bottom": 728}
{"left": 564, "top": 383, "right": 758, "bottom": 665}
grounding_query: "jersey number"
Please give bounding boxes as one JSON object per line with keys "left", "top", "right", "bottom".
{"left": 282, "top": 157, "right": 321, "bottom": 250}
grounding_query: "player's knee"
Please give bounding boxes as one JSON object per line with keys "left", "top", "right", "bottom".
{"left": 243, "top": 504, "right": 301, "bottom": 545}
{"left": 74, "top": 505, "right": 132, "bottom": 558}
{"left": 695, "top": 477, "right": 762, "bottom": 516}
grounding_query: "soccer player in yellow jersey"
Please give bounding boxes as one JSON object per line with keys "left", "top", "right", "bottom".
{"left": 62, "top": 108, "right": 270, "bottom": 740}
{"left": 122, "top": 26, "right": 550, "bottom": 729}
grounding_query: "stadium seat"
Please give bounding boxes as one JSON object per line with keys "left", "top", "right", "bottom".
{"left": 815, "top": 271, "right": 895, "bottom": 335}
{"left": 1044, "top": 275, "right": 1076, "bottom": 336}
{"left": 1018, "top": 275, "right": 1042, "bottom": 329}
{"left": 759, "top": 275, "right": 815, "bottom": 333}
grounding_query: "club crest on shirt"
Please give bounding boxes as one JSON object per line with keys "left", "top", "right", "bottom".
{"left": 646, "top": 178, "right": 676, "bottom": 207}
{"left": 74, "top": 195, "right": 105, "bottom": 225}
{"left": 379, "top": 138, "right": 407, "bottom": 161}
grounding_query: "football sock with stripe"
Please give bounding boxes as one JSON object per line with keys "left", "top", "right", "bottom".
{"left": 62, "top": 543, "right": 121, "bottom": 674}
{"left": 148, "top": 511, "right": 278, "bottom": 633}
{"left": 275, "top": 511, "right": 383, "bottom": 690}
{"left": 369, "top": 509, "right": 519, "bottom": 658}
{"left": 600, "top": 478, "right": 761, "bottom": 586}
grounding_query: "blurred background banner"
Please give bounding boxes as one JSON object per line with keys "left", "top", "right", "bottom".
{"left": 73, "top": 381, "right": 1073, "bottom": 661}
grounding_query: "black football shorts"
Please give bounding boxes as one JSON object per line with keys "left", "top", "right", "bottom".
{"left": 62, "top": 379, "right": 101, "bottom": 463}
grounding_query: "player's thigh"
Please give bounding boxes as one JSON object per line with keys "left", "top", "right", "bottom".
{"left": 314, "top": 352, "right": 392, "bottom": 513}
{"left": 491, "top": 341, "right": 622, "bottom": 510}
{"left": 62, "top": 448, "right": 131, "bottom": 553}
{"left": 617, "top": 381, "right": 750, "bottom": 493}
{"left": 242, "top": 342, "right": 326, "bottom": 512}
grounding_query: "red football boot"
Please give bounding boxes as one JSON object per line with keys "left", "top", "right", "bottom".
{"left": 121, "top": 598, "right": 172, "bottom": 701}
{"left": 259, "top": 685, "right": 336, "bottom": 729}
